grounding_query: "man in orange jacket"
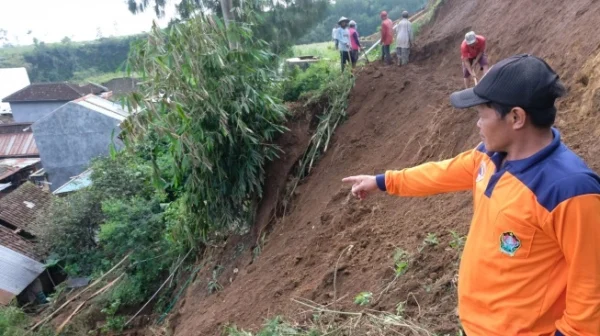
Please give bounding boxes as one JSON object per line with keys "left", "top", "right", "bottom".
{"left": 343, "top": 54, "right": 600, "bottom": 335}
{"left": 380, "top": 11, "right": 393, "bottom": 65}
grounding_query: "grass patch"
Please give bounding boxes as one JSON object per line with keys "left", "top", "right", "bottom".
{"left": 292, "top": 42, "right": 338, "bottom": 60}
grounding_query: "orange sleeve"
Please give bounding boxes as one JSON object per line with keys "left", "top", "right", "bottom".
{"left": 380, "top": 148, "right": 479, "bottom": 197}
{"left": 549, "top": 194, "right": 600, "bottom": 335}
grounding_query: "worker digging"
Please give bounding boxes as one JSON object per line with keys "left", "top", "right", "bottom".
{"left": 461, "top": 31, "right": 489, "bottom": 88}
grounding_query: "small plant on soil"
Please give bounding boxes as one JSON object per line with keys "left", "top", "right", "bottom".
{"left": 424, "top": 233, "right": 439, "bottom": 246}
{"left": 392, "top": 248, "right": 410, "bottom": 277}
{"left": 253, "top": 232, "right": 267, "bottom": 261}
{"left": 395, "top": 301, "right": 406, "bottom": 316}
{"left": 449, "top": 230, "right": 466, "bottom": 250}
{"left": 208, "top": 266, "right": 224, "bottom": 294}
{"left": 354, "top": 291, "right": 373, "bottom": 306}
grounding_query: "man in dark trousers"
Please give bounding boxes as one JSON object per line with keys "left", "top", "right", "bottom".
{"left": 380, "top": 11, "right": 393, "bottom": 65}
{"left": 343, "top": 54, "right": 600, "bottom": 335}
{"left": 336, "top": 17, "right": 351, "bottom": 72}
{"left": 348, "top": 20, "right": 362, "bottom": 69}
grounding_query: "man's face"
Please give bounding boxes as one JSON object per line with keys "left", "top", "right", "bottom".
{"left": 476, "top": 104, "right": 512, "bottom": 152}
{"left": 340, "top": 22, "right": 347, "bottom": 28}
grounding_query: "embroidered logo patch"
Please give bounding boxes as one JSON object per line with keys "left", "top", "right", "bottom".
{"left": 500, "top": 232, "right": 521, "bottom": 256}
{"left": 475, "top": 162, "right": 486, "bottom": 182}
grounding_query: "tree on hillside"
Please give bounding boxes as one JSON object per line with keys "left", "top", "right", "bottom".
{"left": 3, "top": 36, "right": 140, "bottom": 82}
{"left": 0, "top": 29, "right": 7, "bottom": 46}
{"left": 126, "top": 0, "right": 328, "bottom": 53}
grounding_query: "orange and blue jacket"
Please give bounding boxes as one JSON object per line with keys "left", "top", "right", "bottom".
{"left": 376, "top": 129, "right": 600, "bottom": 336}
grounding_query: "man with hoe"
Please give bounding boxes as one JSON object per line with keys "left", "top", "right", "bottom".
{"left": 462, "top": 31, "right": 489, "bottom": 88}
{"left": 395, "top": 10, "right": 413, "bottom": 66}
{"left": 348, "top": 20, "right": 362, "bottom": 69}
{"left": 343, "top": 54, "right": 600, "bottom": 335}
{"left": 380, "top": 11, "right": 393, "bottom": 65}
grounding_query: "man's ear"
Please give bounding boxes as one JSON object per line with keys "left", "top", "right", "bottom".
{"left": 510, "top": 107, "right": 527, "bottom": 130}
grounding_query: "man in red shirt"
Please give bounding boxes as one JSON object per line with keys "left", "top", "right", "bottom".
{"left": 462, "top": 31, "right": 489, "bottom": 88}
{"left": 380, "top": 11, "right": 393, "bottom": 65}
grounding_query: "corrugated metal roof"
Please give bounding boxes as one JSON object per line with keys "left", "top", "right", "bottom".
{"left": 0, "top": 158, "right": 40, "bottom": 181}
{"left": 0, "top": 243, "right": 44, "bottom": 305}
{"left": 53, "top": 169, "right": 92, "bottom": 195}
{"left": 0, "top": 131, "right": 38, "bottom": 158}
{"left": 74, "top": 94, "right": 129, "bottom": 121}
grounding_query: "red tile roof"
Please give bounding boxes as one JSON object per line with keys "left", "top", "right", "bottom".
{"left": 0, "top": 182, "right": 52, "bottom": 234}
{"left": 0, "top": 225, "right": 38, "bottom": 260}
{"left": 2, "top": 82, "right": 107, "bottom": 103}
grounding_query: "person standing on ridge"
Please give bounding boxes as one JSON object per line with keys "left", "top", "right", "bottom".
{"left": 395, "top": 10, "right": 413, "bottom": 66}
{"left": 332, "top": 24, "right": 340, "bottom": 50}
{"left": 461, "top": 31, "right": 489, "bottom": 88}
{"left": 380, "top": 11, "right": 393, "bottom": 65}
{"left": 348, "top": 20, "right": 362, "bottom": 69}
{"left": 336, "top": 17, "right": 351, "bottom": 72}
{"left": 343, "top": 54, "right": 600, "bottom": 335}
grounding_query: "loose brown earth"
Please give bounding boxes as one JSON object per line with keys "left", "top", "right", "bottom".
{"left": 168, "top": 0, "right": 600, "bottom": 335}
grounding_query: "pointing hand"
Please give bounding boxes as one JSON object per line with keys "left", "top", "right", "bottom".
{"left": 342, "top": 175, "right": 379, "bottom": 200}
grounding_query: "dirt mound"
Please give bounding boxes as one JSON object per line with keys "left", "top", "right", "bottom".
{"left": 170, "top": 0, "right": 600, "bottom": 334}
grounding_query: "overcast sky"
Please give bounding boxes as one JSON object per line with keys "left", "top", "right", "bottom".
{"left": 0, "top": 0, "right": 177, "bottom": 45}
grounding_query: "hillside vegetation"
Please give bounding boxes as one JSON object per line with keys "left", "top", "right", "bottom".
{"left": 0, "top": 35, "right": 139, "bottom": 82}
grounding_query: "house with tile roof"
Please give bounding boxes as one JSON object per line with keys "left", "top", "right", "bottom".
{"left": 1, "top": 82, "right": 108, "bottom": 123}
{"left": 0, "top": 182, "right": 52, "bottom": 305}
{"left": 32, "top": 94, "right": 128, "bottom": 192}
{"left": 101, "top": 77, "right": 139, "bottom": 99}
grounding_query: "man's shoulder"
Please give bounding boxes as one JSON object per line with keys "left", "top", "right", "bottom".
{"left": 529, "top": 146, "right": 600, "bottom": 211}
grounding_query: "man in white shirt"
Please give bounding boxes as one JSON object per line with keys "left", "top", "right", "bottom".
{"left": 395, "top": 11, "right": 413, "bottom": 66}
{"left": 332, "top": 24, "right": 339, "bottom": 50}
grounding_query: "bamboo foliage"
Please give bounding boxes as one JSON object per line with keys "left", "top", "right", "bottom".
{"left": 123, "top": 14, "right": 287, "bottom": 244}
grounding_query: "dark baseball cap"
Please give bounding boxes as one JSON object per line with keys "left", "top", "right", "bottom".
{"left": 450, "top": 54, "right": 565, "bottom": 110}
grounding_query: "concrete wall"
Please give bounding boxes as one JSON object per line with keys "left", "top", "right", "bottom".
{"left": 11, "top": 101, "right": 67, "bottom": 123}
{"left": 31, "top": 102, "right": 124, "bottom": 191}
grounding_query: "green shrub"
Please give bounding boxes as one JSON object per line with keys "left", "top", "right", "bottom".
{"left": 0, "top": 306, "right": 53, "bottom": 336}
{"left": 124, "top": 15, "right": 288, "bottom": 244}
{"left": 282, "top": 62, "right": 337, "bottom": 102}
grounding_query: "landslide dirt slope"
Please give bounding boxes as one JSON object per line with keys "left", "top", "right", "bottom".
{"left": 170, "top": 0, "right": 600, "bottom": 334}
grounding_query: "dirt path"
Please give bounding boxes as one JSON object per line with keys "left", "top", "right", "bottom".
{"left": 169, "top": 0, "right": 600, "bottom": 334}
